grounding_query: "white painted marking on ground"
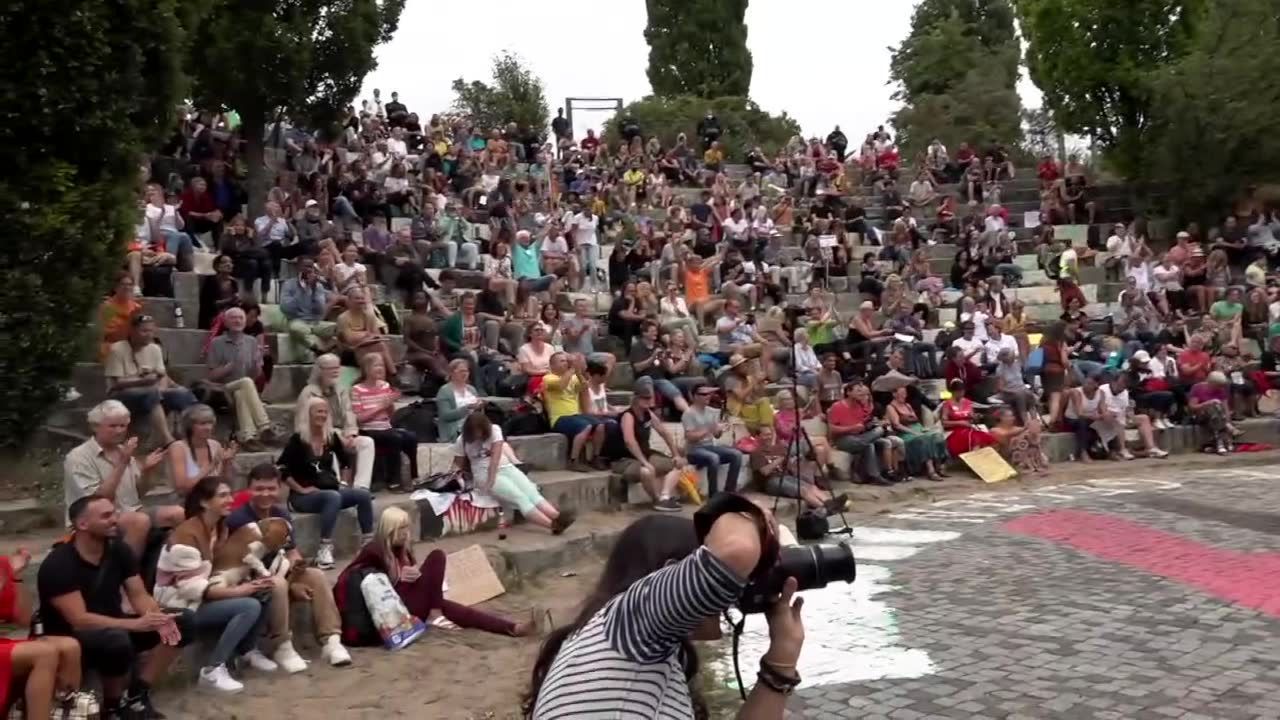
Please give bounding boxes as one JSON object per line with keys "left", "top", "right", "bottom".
{"left": 715, "top": 528, "right": 952, "bottom": 688}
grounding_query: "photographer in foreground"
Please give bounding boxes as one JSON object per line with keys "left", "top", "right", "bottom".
{"left": 524, "top": 498, "right": 805, "bottom": 719}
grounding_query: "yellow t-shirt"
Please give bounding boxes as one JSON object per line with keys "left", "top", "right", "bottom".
{"left": 543, "top": 372, "right": 582, "bottom": 426}
{"left": 623, "top": 169, "right": 646, "bottom": 187}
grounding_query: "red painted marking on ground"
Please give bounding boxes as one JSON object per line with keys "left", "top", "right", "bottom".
{"left": 1004, "top": 509, "right": 1280, "bottom": 617}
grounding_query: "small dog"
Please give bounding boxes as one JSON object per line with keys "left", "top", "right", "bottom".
{"left": 208, "top": 517, "right": 293, "bottom": 590}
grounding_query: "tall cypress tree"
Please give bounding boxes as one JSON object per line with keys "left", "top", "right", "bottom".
{"left": 645, "top": 0, "right": 753, "bottom": 98}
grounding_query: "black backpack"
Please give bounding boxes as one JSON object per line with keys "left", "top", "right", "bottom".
{"left": 1043, "top": 252, "right": 1063, "bottom": 280}
{"left": 392, "top": 400, "right": 439, "bottom": 443}
{"left": 336, "top": 567, "right": 382, "bottom": 648}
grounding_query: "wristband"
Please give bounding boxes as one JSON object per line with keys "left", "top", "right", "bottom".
{"left": 756, "top": 661, "right": 800, "bottom": 695}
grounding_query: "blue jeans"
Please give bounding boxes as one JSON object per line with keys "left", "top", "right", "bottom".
{"left": 112, "top": 386, "right": 197, "bottom": 417}
{"left": 553, "top": 414, "right": 602, "bottom": 438}
{"left": 687, "top": 445, "right": 744, "bottom": 494}
{"left": 194, "top": 597, "right": 264, "bottom": 667}
{"left": 651, "top": 378, "right": 684, "bottom": 403}
{"left": 289, "top": 487, "right": 374, "bottom": 538}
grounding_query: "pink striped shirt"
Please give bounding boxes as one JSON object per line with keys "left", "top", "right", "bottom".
{"left": 350, "top": 381, "right": 398, "bottom": 431}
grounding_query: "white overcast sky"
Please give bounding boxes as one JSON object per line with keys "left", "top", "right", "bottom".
{"left": 361, "top": 0, "right": 1042, "bottom": 139}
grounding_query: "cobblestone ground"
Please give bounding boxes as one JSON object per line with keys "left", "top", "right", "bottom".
{"left": 746, "top": 465, "right": 1280, "bottom": 719}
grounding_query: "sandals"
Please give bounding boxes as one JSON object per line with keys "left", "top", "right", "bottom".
{"left": 430, "top": 615, "right": 459, "bottom": 630}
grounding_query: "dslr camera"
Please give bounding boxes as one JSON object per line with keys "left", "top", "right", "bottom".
{"left": 694, "top": 494, "right": 856, "bottom": 615}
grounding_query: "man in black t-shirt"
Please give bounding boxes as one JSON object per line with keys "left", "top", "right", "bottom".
{"left": 38, "top": 496, "right": 193, "bottom": 719}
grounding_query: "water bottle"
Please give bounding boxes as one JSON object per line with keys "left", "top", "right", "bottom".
{"left": 173, "top": 305, "right": 185, "bottom": 329}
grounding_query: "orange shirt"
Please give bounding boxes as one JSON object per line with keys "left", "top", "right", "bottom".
{"left": 99, "top": 296, "right": 141, "bottom": 360}
{"left": 685, "top": 267, "right": 712, "bottom": 303}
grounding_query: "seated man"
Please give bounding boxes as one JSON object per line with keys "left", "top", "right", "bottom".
{"left": 433, "top": 201, "right": 481, "bottom": 270}
{"left": 206, "top": 307, "right": 277, "bottom": 450}
{"left": 281, "top": 256, "right": 341, "bottom": 359}
{"left": 681, "top": 385, "right": 743, "bottom": 495}
{"left": 1095, "top": 372, "right": 1168, "bottom": 460}
{"left": 104, "top": 314, "right": 197, "bottom": 446}
{"left": 38, "top": 496, "right": 193, "bottom": 718}
{"left": 604, "top": 379, "right": 687, "bottom": 512}
{"left": 826, "top": 379, "right": 901, "bottom": 485}
{"left": 716, "top": 298, "right": 766, "bottom": 359}
{"left": 64, "top": 401, "right": 185, "bottom": 555}
{"left": 228, "top": 464, "right": 353, "bottom": 670}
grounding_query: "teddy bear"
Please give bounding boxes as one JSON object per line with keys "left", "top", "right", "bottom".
{"left": 154, "top": 544, "right": 212, "bottom": 611}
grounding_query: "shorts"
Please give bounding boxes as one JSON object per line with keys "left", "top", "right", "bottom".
{"left": 765, "top": 475, "right": 804, "bottom": 499}
{"left": 69, "top": 610, "right": 195, "bottom": 677}
{"left": 612, "top": 455, "right": 676, "bottom": 483}
{"left": 553, "top": 414, "right": 602, "bottom": 437}
{"left": 520, "top": 275, "right": 557, "bottom": 292}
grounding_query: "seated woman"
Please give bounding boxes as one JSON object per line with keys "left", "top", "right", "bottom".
{"left": 723, "top": 354, "right": 776, "bottom": 432}
{"left": 990, "top": 408, "right": 1049, "bottom": 475}
{"left": 455, "top": 413, "right": 575, "bottom": 534}
{"left": 516, "top": 322, "right": 556, "bottom": 397}
{"left": 1188, "top": 371, "right": 1239, "bottom": 455}
{"left": 351, "top": 354, "right": 417, "bottom": 492}
{"left": 885, "top": 385, "right": 949, "bottom": 481}
{"left": 402, "top": 291, "right": 449, "bottom": 397}
{"left": 199, "top": 254, "right": 242, "bottom": 330}
{"left": 336, "top": 507, "right": 536, "bottom": 636}
{"left": 164, "top": 477, "right": 274, "bottom": 693}
{"left": 167, "top": 404, "right": 236, "bottom": 496}
{"left": 435, "top": 359, "right": 482, "bottom": 443}
{"left": 279, "top": 398, "right": 375, "bottom": 569}
{"left": 749, "top": 425, "right": 847, "bottom": 515}
{"left": 939, "top": 379, "right": 997, "bottom": 457}
{"left": 772, "top": 389, "right": 832, "bottom": 469}
{"left": 791, "top": 328, "right": 822, "bottom": 388}
{"left": 846, "top": 300, "right": 894, "bottom": 362}
{"left": 1064, "top": 375, "right": 1104, "bottom": 462}
{"left": 0, "top": 550, "right": 85, "bottom": 717}
{"left": 889, "top": 304, "right": 938, "bottom": 378}
{"left": 99, "top": 272, "right": 142, "bottom": 360}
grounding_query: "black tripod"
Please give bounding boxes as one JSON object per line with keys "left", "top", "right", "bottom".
{"left": 776, "top": 322, "right": 852, "bottom": 538}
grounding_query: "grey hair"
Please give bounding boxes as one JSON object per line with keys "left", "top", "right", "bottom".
{"left": 179, "top": 403, "right": 217, "bottom": 440}
{"left": 308, "top": 353, "right": 341, "bottom": 386}
{"left": 87, "top": 399, "right": 130, "bottom": 425}
{"left": 222, "top": 306, "right": 246, "bottom": 321}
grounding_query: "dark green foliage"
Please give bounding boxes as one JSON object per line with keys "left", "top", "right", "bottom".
{"left": 645, "top": 0, "right": 753, "bottom": 98}
{"left": 1014, "top": 0, "right": 1203, "bottom": 178}
{"left": 1144, "top": 0, "right": 1280, "bottom": 221}
{"left": 889, "top": 0, "right": 1024, "bottom": 155}
{"left": 0, "top": 0, "right": 187, "bottom": 449}
{"left": 188, "top": 0, "right": 405, "bottom": 211}
{"left": 451, "top": 52, "right": 551, "bottom": 140}
{"left": 602, "top": 96, "right": 800, "bottom": 160}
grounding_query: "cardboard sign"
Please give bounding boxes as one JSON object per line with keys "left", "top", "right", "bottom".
{"left": 443, "top": 544, "right": 506, "bottom": 607}
{"left": 818, "top": 234, "right": 838, "bottom": 248}
{"left": 960, "top": 446, "right": 1018, "bottom": 484}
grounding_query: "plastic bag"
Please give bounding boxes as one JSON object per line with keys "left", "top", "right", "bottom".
{"left": 359, "top": 572, "right": 427, "bottom": 651}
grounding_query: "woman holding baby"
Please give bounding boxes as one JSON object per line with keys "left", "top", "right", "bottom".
{"left": 161, "top": 477, "right": 278, "bottom": 694}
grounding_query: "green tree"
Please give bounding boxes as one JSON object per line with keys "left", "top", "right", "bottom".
{"left": 450, "top": 52, "right": 550, "bottom": 140}
{"left": 188, "top": 0, "right": 405, "bottom": 212}
{"left": 645, "top": 0, "right": 752, "bottom": 98}
{"left": 0, "top": 0, "right": 186, "bottom": 448}
{"left": 889, "top": 0, "right": 1024, "bottom": 155}
{"left": 1144, "top": 0, "right": 1280, "bottom": 221}
{"left": 602, "top": 96, "right": 799, "bottom": 160}
{"left": 1014, "top": 0, "right": 1203, "bottom": 178}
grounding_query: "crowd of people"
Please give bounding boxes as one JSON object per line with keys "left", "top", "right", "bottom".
{"left": 15, "top": 83, "right": 1277, "bottom": 717}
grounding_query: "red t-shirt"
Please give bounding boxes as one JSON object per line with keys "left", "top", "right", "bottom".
{"left": 1189, "top": 381, "right": 1227, "bottom": 405}
{"left": 1178, "top": 350, "right": 1212, "bottom": 383}
{"left": 580, "top": 137, "right": 599, "bottom": 151}
{"left": 955, "top": 148, "right": 975, "bottom": 164}
{"left": 827, "top": 399, "right": 873, "bottom": 433}
{"left": 1037, "top": 160, "right": 1060, "bottom": 182}
{"left": 180, "top": 188, "right": 217, "bottom": 215}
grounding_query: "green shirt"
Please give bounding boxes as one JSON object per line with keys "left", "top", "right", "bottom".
{"left": 1210, "top": 301, "right": 1243, "bottom": 322}
{"left": 806, "top": 320, "right": 836, "bottom": 347}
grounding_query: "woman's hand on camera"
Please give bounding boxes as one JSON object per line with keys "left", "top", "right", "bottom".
{"left": 763, "top": 576, "right": 805, "bottom": 672}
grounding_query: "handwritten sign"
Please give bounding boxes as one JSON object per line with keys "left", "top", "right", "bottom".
{"left": 443, "top": 544, "right": 506, "bottom": 607}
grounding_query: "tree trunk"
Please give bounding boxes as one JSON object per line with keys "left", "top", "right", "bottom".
{"left": 242, "top": 111, "right": 268, "bottom": 219}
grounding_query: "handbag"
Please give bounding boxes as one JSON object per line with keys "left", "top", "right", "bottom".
{"left": 413, "top": 469, "right": 472, "bottom": 494}
{"left": 795, "top": 510, "right": 830, "bottom": 541}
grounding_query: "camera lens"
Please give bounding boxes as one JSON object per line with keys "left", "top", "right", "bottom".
{"left": 738, "top": 542, "right": 857, "bottom": 614}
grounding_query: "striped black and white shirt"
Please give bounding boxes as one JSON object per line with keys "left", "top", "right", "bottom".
{"left": 532, "top": 547, "right": 747, "bottom": 718}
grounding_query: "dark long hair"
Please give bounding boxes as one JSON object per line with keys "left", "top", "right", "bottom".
{"left": 183, "top": 476, "right": 226, "bottom": 520}
{"left": 522, "top": 515, "right": 707, "bottom": 719}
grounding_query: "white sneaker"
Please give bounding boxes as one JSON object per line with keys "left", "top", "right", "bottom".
{"left": 273, "top": 640, "right": 308, "bottom": 674}
{"left": 1119, "top": 449, "right": 1135, "bottom": 461}
{"left": 242, "top": 649, "right": 278, "bottom": 672}
{"left": 321, "top": 635, "right": 353, "bottom": 667}
{"left": 1149, "top": 448, "right": 1169, "bottom": 459}
{"left": 198, "top": 665, "right": 243, "bottom": 694}
{"left": 60, "top": 387, "right": 82, "bottom": 403}
{"left": 1217, "top": 443, "right": 1228, "bottom": 455}
{"left": 1160, "top": 418, "right": 1175, "bottom": 430}
{"left": 315, "top": 542, "right": 335, "bottom": 570}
